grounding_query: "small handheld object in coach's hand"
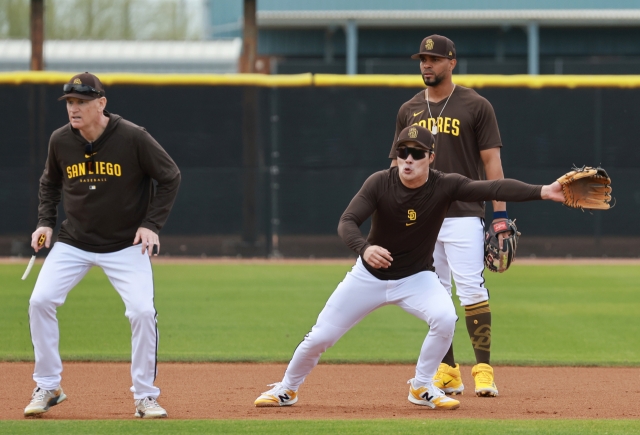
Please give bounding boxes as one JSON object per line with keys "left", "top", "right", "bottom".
{"left": 21, "top": 234, "right": 46, "bottom": 280}
{"left": 484, "top": 219, "right": 520, "bottom": 273}
{"left": 556, "top": 166, "right": 613, "bottom": 210}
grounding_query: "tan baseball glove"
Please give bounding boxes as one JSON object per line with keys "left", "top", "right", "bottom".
{"left": 556, "top": 166, "right": 613, "bottom": 210}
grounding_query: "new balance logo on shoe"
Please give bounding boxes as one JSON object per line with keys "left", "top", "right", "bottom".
{"left": 279, "top": 394, "right": 290, "bottom": 402}
{"left": 421, "top": 391, "right": 434, "bottom": 402}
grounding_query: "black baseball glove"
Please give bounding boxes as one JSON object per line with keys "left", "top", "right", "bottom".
{"left": 484, "top": 219, "right": 521, "bottom": 273}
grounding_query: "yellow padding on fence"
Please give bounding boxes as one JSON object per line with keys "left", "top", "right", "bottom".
{"left": 2, "top": 71, "right": 640, "bottom": 88}
{"left": 313, "top": 74, "right": 640, "bottom": 88}
{"left": 0, "top": 71, "right": 314, "bottom": 87}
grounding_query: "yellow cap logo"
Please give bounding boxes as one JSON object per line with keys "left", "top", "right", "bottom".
{"left": 449, "top": 51, "right": 453, "bottom": 56}
{"left": 408, "top": 127, "right": 418, "bottom": 138}
{"left": 73, "top": 78, "right": 82, "bottom": 84}
{"left": 425, "top": 39, "right": 434, "bottom": 50}
{"left": 408, "top": 209, "right": 417, "bottom": 221}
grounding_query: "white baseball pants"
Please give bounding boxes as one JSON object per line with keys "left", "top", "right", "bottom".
{"left": 433, "top": 217, "right": 488, "bottom": 306}
{"left": 28, "top": 242, "right": 160, "bottom": 400}
{"left": 281, "top": 257, "right": 457, "bottom": 391}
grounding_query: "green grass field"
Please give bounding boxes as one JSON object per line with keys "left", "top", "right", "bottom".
{"left": 2, "top": 262, "right": 639, "bottom": 433}
{"left": 2, "top": 263, "right": 639, "bottom": 365}
{"left": 2, "top": 419, "right": 640, "bottom": 434}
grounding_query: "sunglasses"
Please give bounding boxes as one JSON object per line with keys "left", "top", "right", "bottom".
{"left": 63, "top": 83, "right": 104, "bottom": 97}
{"left": 396, "top": 146, "right": 429, "bottom": 160}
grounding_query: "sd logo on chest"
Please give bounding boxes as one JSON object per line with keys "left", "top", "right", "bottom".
{"left": 406, "top": 209, "right": 417, "bottom": 227}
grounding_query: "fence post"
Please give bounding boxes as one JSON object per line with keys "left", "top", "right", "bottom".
{"left": 268, "top": 87, "right": 282, "bottom": 258}
{"left": 593, "top": 88, "right": 603, "bottom": 253}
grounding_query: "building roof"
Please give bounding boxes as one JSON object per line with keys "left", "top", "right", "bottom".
{"left": 0, "top": 39, "right": 241, "bottom": 73}
{"left": 258, "top": 9, "right": 640, "bottom": 27}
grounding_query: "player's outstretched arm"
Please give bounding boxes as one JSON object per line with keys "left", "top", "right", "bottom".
{"left": 540, "top": 181, "right": 565, "bottom": 203}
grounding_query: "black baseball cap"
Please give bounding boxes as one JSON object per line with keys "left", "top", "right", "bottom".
{"left": 411, "top": 35, "right": 456, "bottom": 60}
{"left": 58, "top": 72, "right": 105, "bottom": 101}
{"left": 395, "top": 125, "right": 435, "bottom": 151}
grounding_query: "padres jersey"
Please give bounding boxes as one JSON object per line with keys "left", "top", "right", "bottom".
{"left": 338, "top": 167, "right": 541, "bottom": 281}
{"left": 38, "top": 112, "right": 181, "bottom": 253}
{"left": 388, "top": 86, "right": 502, "bottom": 218}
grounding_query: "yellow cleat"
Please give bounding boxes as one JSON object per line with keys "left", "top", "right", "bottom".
{"left": 433, "top": 363, "right": 464, "bottom": 395}
{"left": 407, "top": 378, "right": 460, "bottom": 410}
{"left": 472, "top": 363, "right": 499, "bottom": 397}
{"left": 254, "top": 383, "right": 298, "bottom": 407}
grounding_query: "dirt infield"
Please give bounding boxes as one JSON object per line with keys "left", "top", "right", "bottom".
{"left": 2, "top": 363, "right": 639, "bottom": 420}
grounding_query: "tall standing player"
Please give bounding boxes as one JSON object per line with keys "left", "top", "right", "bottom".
{"left": 24, "top": 73, "right": 181, "bottom": 418}
{"left": 390, "top": 35, "right": 508, "bottom": 397}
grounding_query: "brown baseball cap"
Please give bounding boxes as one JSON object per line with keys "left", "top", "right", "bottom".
{"left": 58, "top": 72, "right": 105, "bottom": 101}
{"left": 395, "top": 125, "right": 435, "bottom": 151}
{"left": 411, "top": 35, "right": 456, "bottom": 60}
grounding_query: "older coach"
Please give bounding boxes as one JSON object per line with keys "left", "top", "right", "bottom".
{"left": 24, "top": 72, "right": 180, "bottom": 419}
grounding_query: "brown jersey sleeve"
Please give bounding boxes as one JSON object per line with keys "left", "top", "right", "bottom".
{"left": 136, "top": 129, "right": 181, "bottom": 233}
{"left": 37, "top": 134, "right": 64, "bottom": 229}
{"left": 388, "top": 104, "right": 409, "bottom": 160}
{"left": 338, "top": 171, "right": 385, "bottom": 255}
{"left": 474, "top": 97, "right": 502, "bottom": 151}
{"left": 442, "top": 173, "right": 542, "bottom": 203}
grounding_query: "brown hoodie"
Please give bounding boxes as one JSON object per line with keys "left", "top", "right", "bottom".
{"left": 37, "top": 111, "right": 181, "bottom": 253}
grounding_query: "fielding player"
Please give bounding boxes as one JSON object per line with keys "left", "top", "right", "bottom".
{"left": 254, "top": 125, "right": 566, "bottom": 409}
{"left": 390, "top": 35, "right": 509, "bottom": 397}
{"left": 24, "top": 73, "right": 180, "bottom": 418}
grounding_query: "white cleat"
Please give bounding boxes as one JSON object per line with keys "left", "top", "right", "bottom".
{"left": 134, "top": 396, "right": 168, "bottom": 418}
{"left": 24, "top": 387, "right": 67, "bottom": 417}
{"left": 407, "top": 378, "right": 460, "bottom": 410}
{"left": 254, "top": 382, "right": 298, "bottom": 407}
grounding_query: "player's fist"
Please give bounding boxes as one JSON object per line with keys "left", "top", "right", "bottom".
{"left": 363, "top": 245, "right": 393, "bottom": 269}
{"left": 31, "top": 227, "right": 52, "bottom": 252}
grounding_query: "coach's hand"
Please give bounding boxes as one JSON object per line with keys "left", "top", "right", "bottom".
{"left": 31, "top": 226, "right": 52, "bottom": 253}
{"left": 363, "top": 245, "right": 393, "bottom": 269}
{"left": 134, "top": 227, "right": 160, "bottom": 257}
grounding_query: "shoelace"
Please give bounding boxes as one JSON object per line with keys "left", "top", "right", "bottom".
{"left": 475, "top": 370, "right": 493, "bottom": 384}
{"left": 263, "top": 383, "right": 283, "bottom": 394}
{"left": 30, "top": 388, "right": 48, "bottom": 403}
{"left": 408, "top": 379, "right": 445, "bottom": 397}
{"left": 429, "top": 385, "right": 446, "bottom": 397}
{"left": 139, "top": 397, "right": 161, "bottom": 409}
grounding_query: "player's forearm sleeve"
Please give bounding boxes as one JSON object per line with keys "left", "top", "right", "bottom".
{"left": 388, "top": 108, "right": 405, "bottom": 159}
{"left": 137, "top": 131, "right": 181, "bottom": 233}
{"left": 37, "top": 143, "right": 63, "bottom": 229}
{"left": 452, "top": 177, "right": 542, "bottom": 203}
{"left": 37, "top": 176, "right": 62, "bottom": 228}
{"left": 338, "top": 174, "right": 380, "bottom": 255}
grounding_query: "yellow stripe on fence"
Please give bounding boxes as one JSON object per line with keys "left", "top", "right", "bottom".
{"left": 0, "top": 71, "right": 314, "bottom": 87}
{"left": 1, "top": 71, "right": 640, "bottom": 88}
{"left": 313, "top": 74, "right": 640, "bottom": 88}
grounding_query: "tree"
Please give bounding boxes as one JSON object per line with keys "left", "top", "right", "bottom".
{"left": 0, "top": 0, "right": 202, "bottom": 40}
